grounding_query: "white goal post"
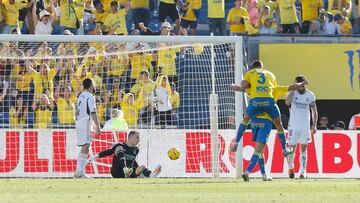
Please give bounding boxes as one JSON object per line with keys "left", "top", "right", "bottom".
{"left": 0, "top": 34, "right": 244, "bottom": 178}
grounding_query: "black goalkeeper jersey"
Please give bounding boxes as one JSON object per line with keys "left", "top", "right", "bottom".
{"left": 98, "top": 142, "right": 140, "bottom": 178}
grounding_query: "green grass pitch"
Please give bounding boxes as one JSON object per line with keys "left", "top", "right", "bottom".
{"left": 1, "top": 179, "right": 359, "bottom": 203}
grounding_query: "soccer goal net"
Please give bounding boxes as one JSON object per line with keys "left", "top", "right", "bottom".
{"left": 0, "top": 35, "right": 244, "bottom": 178}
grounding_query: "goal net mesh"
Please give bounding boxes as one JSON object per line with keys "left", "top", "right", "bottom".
{"left": 0, "top": 37, "right": 238, "bottom": 178}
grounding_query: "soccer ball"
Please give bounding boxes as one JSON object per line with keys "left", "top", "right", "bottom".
{"left": 168, "top": 148, "right": 180, "bottom": 160}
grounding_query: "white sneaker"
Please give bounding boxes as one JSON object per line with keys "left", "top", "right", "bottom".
{"left": 74, "top": 173, "right": 90, "bottom": 179}
{"left": 262, "top": 175, "right": 273, "bottom": 181}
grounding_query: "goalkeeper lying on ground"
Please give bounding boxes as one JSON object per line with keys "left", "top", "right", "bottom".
{"left": 89, "top": 131, "right": 161, "bottom": 178}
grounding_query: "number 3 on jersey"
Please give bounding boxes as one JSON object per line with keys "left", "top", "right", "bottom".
{"left": 257, "top": 73, "right": 266, "bottom": 84}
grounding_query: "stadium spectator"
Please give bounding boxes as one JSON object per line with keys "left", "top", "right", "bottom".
{"left": 180, "top": 0, "right": 201, "bottom": 35}
{"left": 227, "top": 0, "right": 249, "bottom": 35}
{"left": 131, "top": 70, "right": 155, "bottom": 124}
{"left": 103, "top": 1, "right": 129, "bottom": 35}
{"left": 33, "top": 0, "right": 56, "bottom": 35}
{"left": 327, "top": 0, "right": 351, "bottom": 16}
{"left": 245, "top": 0, "right": 259, "bottom": 26}
{"left": 83, "top": 0, "right": 96, "bottom": 34}
{"left": 334, "top": 13, "right": 353, "bottom": 34}
{"left": 89, "top": 63, "right": 104, "bottom": 91}
{"left": 276, "top": 0, "right": 299, "bottom": 33}
{"left": 32, "top": 93, "right": 53, "bottom": 128}
{"left": 95, "top": 91, "right": 106, "bottom": 126}
{"left": 258, "top": 0, "right": 276, "bottom": 15}
{"left": 300, "top": 0, "right": 323, "bottom": 33}
{"left": 131, "top": 0, "right": 150, "bottom": 31}
{"left": 208, "top": 0, "right": 226, "bottom": 36}
{"left": 258, "top": 12, "right": 277, "bottom": 34}
{"left": 323, "top": 12, "right": 339, "bottom": 34}
{"left": 128, "top": 45, "right": 154, "bottom": 86}
{"left": 170, "top": 82, "right": 180, "bottom": 125}
{"left": 1, "top": 0, "right": 32, "bottom": 34}
{"left": 139, "top": 21, "right": 173, "bottom": 36}
{"left": 332, "top": 120, "right": 345, "bottom": 130}
{"left": 106, "top": 43, "right": 128, "bottom": 91}
{"left": 155, "top": 43, "right": 179, "bottom": 84}
{"left": 121, "top": 91, "right": 144, "bottom": 127}
{"left": 348, "top": 112, "right": 360, "bottom": 130}
{"left": 317, "top": 115, "right": 329, "bottom": 130}
{"left": 308, "top": 20, "right": 321, "bottom": 34}
{"left": 0, "top": 80, "right": 8, "bottom": 103}
{"left": 103, "top": 109, "right": 128, "bottom": 130}
{"left": 154, "top": 75, "right": 172, "bottom": 127}
{"left": 93, "top": 2, "right": 107, "bottom": 25}
{"left": 10, "top": 94, "right": 28, "bottom": 128}
{"left": 159, "top": 0, "right": 180, "bottom": 34}
{"left": 352, "top": 1, "right": 360, "bottom": 34}
{"left": 293, "top": 22, "right": 301, "bottom": 33}
{"left": 55, "top": 86, "right": 76, "bottom": 128}
{"left": 14, "top": 60, "right": 32, "bottom": 108}
{"left": 59, "top": 0, "right": 79, "bottom": 34}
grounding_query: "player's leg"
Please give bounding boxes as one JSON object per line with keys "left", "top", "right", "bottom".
{"left": 242, "top": 142, "right": 265, "bottom": 181}
{"left": 135, "top": 165, "right": 161, "bottom": 178}
{"left": 265, "top": 101, "right": 293, "bottom": 157}
{"left": 287, "top": 129, "right": 297, "bottom": 179}
{"left": 231, "top": 115, "right": 250, "bottom": 152}
{"left": 299, "top": 129, "right": 310, "bottom": 178}
{"left": 75, "top": 144, "right": 90, "bottom": 178}
{"left": 255, "top": 120, "right": 273, "bottom": 181}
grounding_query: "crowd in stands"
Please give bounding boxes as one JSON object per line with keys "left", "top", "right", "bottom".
{"left": 0, "top": 0, "right": 358, "bottom": 36}
{"left": 0, "top": 35, "right": 182, "bottom": 129}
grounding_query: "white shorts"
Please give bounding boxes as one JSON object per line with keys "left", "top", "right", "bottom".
{"left": 76, "top": 120, "right": 92, "bottom": 146}
{"left": 288, "top": 129, "right": 311, "bottom": 145}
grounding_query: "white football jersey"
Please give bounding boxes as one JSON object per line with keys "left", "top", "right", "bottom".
{"left": 76, "top": 91, "right": 96, "bottom": 122}
{"left": 288, "top": 90, "right": 316, "bottom": 130}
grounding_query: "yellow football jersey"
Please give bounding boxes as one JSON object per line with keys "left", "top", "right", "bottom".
{"left": 244, "top": 68, "right": 277, "bottom": 99}
{"left": 256, "top": 86, "right": 289, "bottom": 121}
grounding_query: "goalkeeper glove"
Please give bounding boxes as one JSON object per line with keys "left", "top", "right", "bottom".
{"left": 123, "top": 167, "right": 133, "bottom": 178}
{"left": 88, "top": 154, "right": 99, "bottom": 162}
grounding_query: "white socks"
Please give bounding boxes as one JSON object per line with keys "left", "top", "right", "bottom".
{"left": 287, "top": 151, "right": 295, "bottom": 169}
{"left": 75, "top": 153, "right": 88, "bottom": 176}
{"left": 299, "top": 150, "right": 307, "bottom": 175}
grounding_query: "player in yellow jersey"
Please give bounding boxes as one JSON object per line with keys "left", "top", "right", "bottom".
{"left": 233, "top": 84, "right": 300, "bottom": 181}
{"left": 231, "top": 60, "right": 307, "bottom": 158}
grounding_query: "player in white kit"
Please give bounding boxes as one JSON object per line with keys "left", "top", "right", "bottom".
{"left": 285, "top": 75, "right": 318, "bottom": 179}
{"left": 74, "top": 78, "right": 101, "bottom": 178}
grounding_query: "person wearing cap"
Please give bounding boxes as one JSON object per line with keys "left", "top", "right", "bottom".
{"left": 103, "top": 109, "right": 128, "bottom": 130}
{"left": 300, "top": 0, "right": 323, "bottom": 33}
{"left": 180, "top": 0, "right": 201, "bottom": 35}
{"left": 334, "top": 13, "right": 352, "bottom": 34}
{"left": 285, "top": 75, "right": 318, "bottom": 179}
{"left": 103, "top": 0, "right": 129, "bottom": 35}
{"left": 257, "top": 6, "right": 276, "bottom": 34}
{"left": 32, "top": 0, "right": 56, "bottom": 35}
{"left": 333, "top": 121, "right": 346, "bottom": 130}
{"left": 131, "top": 0, "right": 151, "bottom": 31}
{"left": 227, "top": 0, "right": 249, "bottom": 36}
{"left": 2, "top": 0, "right": 31, "bottom": 34}
{"left": 276, "top": 0, "right": 299, "bottom": 33}
{"left": 138, "top": 21, "right": 173, "bottom": 36}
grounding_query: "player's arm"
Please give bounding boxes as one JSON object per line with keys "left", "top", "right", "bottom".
{"left": 89, "top": 143, "right": 121, "bottom": 162}
{"left": 310, "top": 99, "right": 318, "bottom": 134}
{"left": 287, "top": 80, "right": 308, "bottom": 91}
{"left": 230, "top": 80, "right": 250, "bottom": 92}
{"left": 285, "top": 91, "right": 295, "bottom": 106}
{"left": 89, "top": 96, "right": 101, "bottom": 135}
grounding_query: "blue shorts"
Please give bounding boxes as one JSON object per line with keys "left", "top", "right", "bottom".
{"left": 251, "top": 118, "right": 272, "bottom": 144}
{"left": 246, "top": 97, "right": 280, "bottom": 120}
{"left": 180, "top": 19, "right": 198, "bottom": 29}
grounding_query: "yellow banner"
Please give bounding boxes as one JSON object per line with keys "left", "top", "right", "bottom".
{"left": 259, "top": 44, "right": 360, "bottom": 100}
